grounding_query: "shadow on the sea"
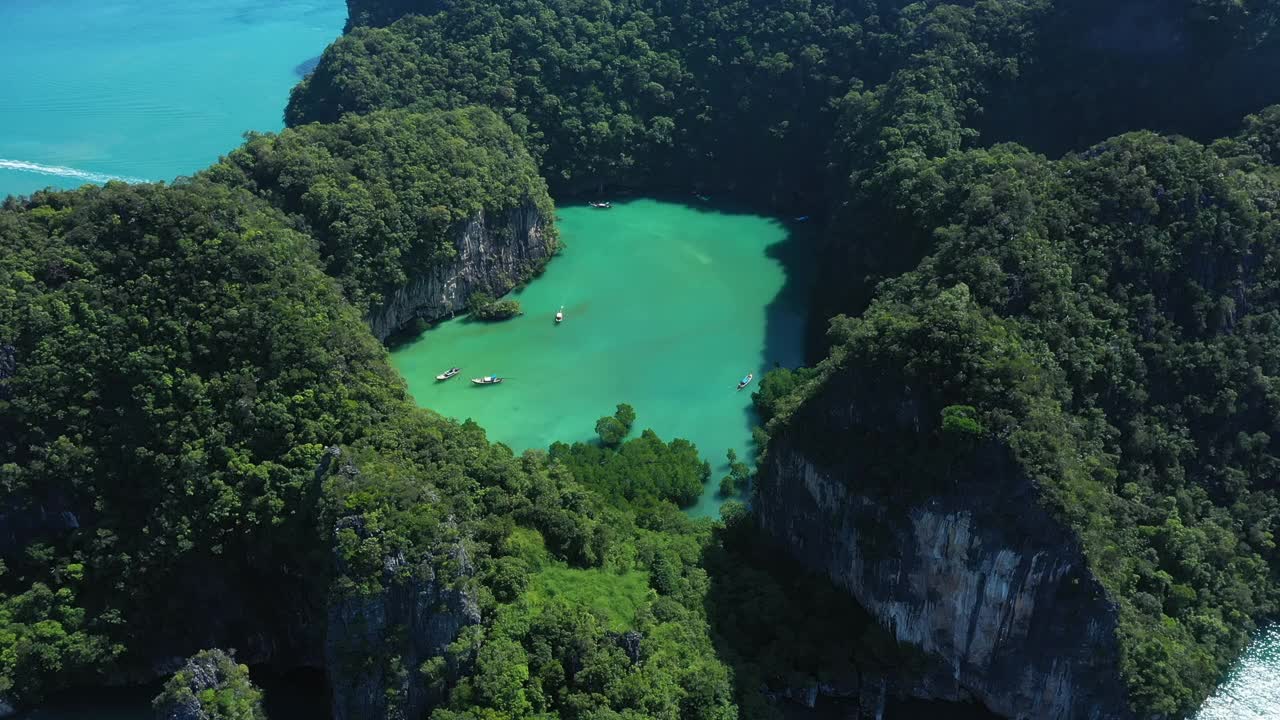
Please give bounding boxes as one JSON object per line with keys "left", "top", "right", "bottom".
{"left": 701, "top": 517, "right": 1002, "bottom": 720}
{"left": 254, "top": 666, "right": 330, "bottom": 720}
{"left": 295, "top": 56, "right": 322, "bottom": 78}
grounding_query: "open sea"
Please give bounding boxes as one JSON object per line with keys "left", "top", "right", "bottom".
{"left": 0, "top": 0, "right": 347, "bottom": 199}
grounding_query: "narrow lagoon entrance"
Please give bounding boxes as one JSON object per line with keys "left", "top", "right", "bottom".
{"left": 390, "top": 197, "right": 811, "bottom": 516}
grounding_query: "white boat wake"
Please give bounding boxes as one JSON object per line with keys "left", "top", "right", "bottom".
{"left": 0, "top": 158, "right": 148, "bottom": 185}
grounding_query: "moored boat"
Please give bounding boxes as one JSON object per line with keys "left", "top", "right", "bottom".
{"left": 555, "top": 306, "right": 564, "bottom": 324}
{"left": 736, "top": 373, "right": 754, "bottom": 391}
{"left": 472, "top": 375, "right": 504, "bottom": 385}
{"left": 589, "top": 201, "right": 612, "bottom": 209}
{"left": 436, "top": 367, "right": 462, "bottom": 381}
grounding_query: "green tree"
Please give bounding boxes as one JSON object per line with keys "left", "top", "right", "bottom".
{"left": 152, "top": 650, "right": 264, "bottom": 720}
{"left": 614, "top": 403, "right": 636, "bottom": 433}
{"left": 596, "top": 416, "right": 627, "bottom": 447}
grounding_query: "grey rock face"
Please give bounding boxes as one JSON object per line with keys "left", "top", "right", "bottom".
{"left": 756, "top": 379, "right": 1133, "bottom": 720}
{"left": 366, "top": 202, "right": 552, "bottom": 341}
{"left": 325, "top": 516, "right": 480, "bottom": 720}
{"left": 152, "top": 650, "right": 258, "bottom": 720}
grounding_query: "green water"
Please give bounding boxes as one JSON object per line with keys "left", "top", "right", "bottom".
{"left": 390, "top": 197, "right": 811, "bottom": 516}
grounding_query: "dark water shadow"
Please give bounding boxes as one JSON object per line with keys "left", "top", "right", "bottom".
{"left": 295, "top": 56, "right": 322, "bottom": 78}
{"left": 14, "top": 684, "right": 158, "bottom": 720}
{"left": 13, "top": 668, "right": 329, "bottom": 720}
{"left": 254, "top": 666, "right": 330, "bottom": 720}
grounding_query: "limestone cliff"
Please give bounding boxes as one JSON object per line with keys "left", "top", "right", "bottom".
{"left": 366, "top": 202, "right": 553, "bottom": 342}
{"left": 152, "top": 650, "right": 265, "bottom": 720}
{"left": 322, "top": 450, "right": 481, "bottom": 720}
{"left": 756, "top": 373, "right": 1133, "bottom": 720}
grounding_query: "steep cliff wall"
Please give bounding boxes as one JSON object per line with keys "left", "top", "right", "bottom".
{"left": 325, "top": 518, "right": 480, "bottom": 720}
{"left": 366, "top": 201, "right": 553, "bottom": 341}
{"left": 756, "top": 373, "right": 1133, "bottom": 720}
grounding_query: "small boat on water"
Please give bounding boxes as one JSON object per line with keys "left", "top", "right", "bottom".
{"left": 472, "top": 375, "right": 504, "bottom": 385}
{"left": 555, "top": 306, "right": 564, "bottom": 324}
{"left": 436, "top": 367, "right": 462, "bottom": 381}
{"left": 794, "top": 215, "right": 810, "bottom": 222}
{"left": 589, "top": 201, "right": 612, "bottom": 209}
{"left": 737, "top": 373, "right": 754, "bottom": 391}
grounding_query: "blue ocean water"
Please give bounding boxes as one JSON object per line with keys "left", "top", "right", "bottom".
{"left": 0, "top": 0, "right": 347, "bottom": 199}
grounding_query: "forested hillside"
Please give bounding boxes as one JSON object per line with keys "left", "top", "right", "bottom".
{"left": 208, "top": 106, "right": 554, "bottom": 318}
{"left": 0, "top": 181, "right": 737, "bottom": 717}
{"left": 296, "top": 0, "right": 1280, "bottom": 716}
{"left": 7, "top": 0, "right": 1280, "bottom": 718}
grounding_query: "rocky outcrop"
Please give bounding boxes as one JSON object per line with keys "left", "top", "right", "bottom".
{"left": 152, "top": 649, "right": 264, "bottom": 720}
{"left": 366, "top": 202, "right": 552, "bottom": 341}
{"left": 324, "top": 452, "right": 481, "bottom": 720}
{"left": 756, "top": 378, "right": 1132, "bottom": 720}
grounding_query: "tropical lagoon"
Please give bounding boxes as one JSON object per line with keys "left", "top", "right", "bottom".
{"left": 390, "top": 197, "right": 812, "bottom": 517}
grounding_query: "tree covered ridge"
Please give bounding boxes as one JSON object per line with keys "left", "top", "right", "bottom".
{"left": 0, "top": 178, "right": 742, "bottom": 716}
{"left": 4, "top": 0, "right": 1280, "bottom": 716}
{"left": 0, "top": 180, "right": 405, "bottom": 700}
{"left": 290, "top": 0, "right": 1280, "bottom": 714}
{"left": 760, "top": 117, "right": 1280, "bottom": 715}
{"left": 290, "top": 0, "right": 1011, "bottom": 198}
{"left": 208, "top": 106, "right": 556, "bottom": 319}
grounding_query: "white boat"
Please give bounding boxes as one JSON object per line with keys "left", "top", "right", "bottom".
{"left": 436, "top": 367, "right": 461, "bottom": 381}
{"left": 555, "top": 306, "right": 564, "bottom": 324}
{"left": 472, "top": 375, "right": 504, "bottom": 385}
{"left": 589, "top": 201, "right": 612, "bottom": 209}
{"left": 736, "top": 373, "right": 754, "bottom": 391}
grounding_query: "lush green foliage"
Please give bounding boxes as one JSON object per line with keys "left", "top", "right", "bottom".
{"left": 152, "top": 650, "right": 265, "bottom": 720}
{"left": 0, "top": 181, "right": 404, "bottom": 703}
{"left": 769, "top": 125, "right": 1280, "bottom": 715}
{"left": 0, "top": 177, "right": 737, "bottom": 716}
{"left": 552, "top": 421, "right": 710, "bottom": 510}
{"left": 209, "top": 106, "right": 554, "bottom": 316}
{"left": 324, "top": 413, "right": 735, "bottom": 719}
{"left": 289, "top": 0, "right": 949, "bottom": 198}
{"left": 9, "top": 0, "right": 1280, "bottom": 716}
{"left": 466, "top": 291, "right": 522, "bottom": 321}
{"left": 593, "top": 403, "right": 637, "bottom": 448}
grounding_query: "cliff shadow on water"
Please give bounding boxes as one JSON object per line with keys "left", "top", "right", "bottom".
{"left": 14, "top": 667, "right": 328, "bottom": 720}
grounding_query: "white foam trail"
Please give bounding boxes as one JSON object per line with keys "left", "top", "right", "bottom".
{"left": 0, "top": 159, "right": 148, "bottom": 185}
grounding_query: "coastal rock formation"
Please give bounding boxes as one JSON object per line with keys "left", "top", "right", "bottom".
{"left": 152, "top": 650, "right": 264, "bottom": 720}
{"left": 323, "top": 449, "right": 481, "bottom": 720}
{"left": 366, "top": 202, "right": 552, "bottom": 341}
{"left": 325, "top": 527, "right": 480, "bottom": 720}
{"left": 756, "top": 375, "right": 1133, "bottom": 720}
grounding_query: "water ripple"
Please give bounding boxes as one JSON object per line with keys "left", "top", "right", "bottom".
{"left": 0, "top": 159, "right": 148, "bottom": 185}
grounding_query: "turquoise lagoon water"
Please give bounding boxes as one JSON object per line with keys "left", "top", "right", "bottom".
{"left": 0, "top": 0, "right": 347, "bottom": 199}
{"left": 390, "top": 198, "right": 812, "bottom": 518}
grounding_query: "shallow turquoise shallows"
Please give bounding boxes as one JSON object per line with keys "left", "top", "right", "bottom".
{"left": 390, "top": 198, "right": 811, "bottom": 517}
{"left": 0, "top": 0, "right": 347, "bottom": 199}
